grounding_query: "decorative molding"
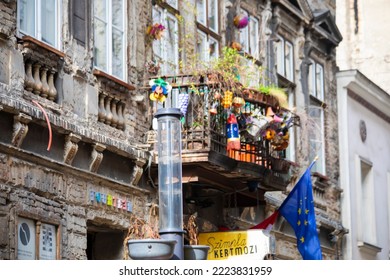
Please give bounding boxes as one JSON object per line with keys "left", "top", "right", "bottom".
{"left": 63, "top": 133, "right": 81, "bottom": 165}
{"left": 348, "top": 89, "right": 390, "bottom": 124}
{"left": 89, "top": 143, "right": 106, "bottom": 173}
{"left": 12, "top": 113, "right": 32, "bottom": 148}
{"left": 130, "top": 161, "right": 144, "bottom": 186}
{"left": 357, "top": 241, "right": 382, "bottom": 255}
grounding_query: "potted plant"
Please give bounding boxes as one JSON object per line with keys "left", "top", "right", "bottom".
{"left": 124, "top": 204, "right": 176, "bottom": 260}
{"left": 183, "top": 213, "right": 210, "bottom": 260}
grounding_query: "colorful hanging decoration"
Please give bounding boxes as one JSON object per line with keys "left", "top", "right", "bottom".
{"left": 232, "top": 96, "right": 245, "bottom": 108}
{"left": 233, "top": 14, "right": 249, "bottom": 29}
{"left": 149, "top": 78, "right": 172, "bottom": 103}
{"left": 146, "top": 23, "right": 165, "bottom": 40}
{"left": 178, "top": 92, "right": 189, "bottom": 117}
{"left": 209, "top": 102, "right": 218, "bottom": 115}
{"left": 222, "top": 90, "right": 233, "bottom": 109}
{"left": 246, "top": 108, "right": 269, "bottom": 138}
{"left": 226, "top": 114, "right": 241, "bottom": 151}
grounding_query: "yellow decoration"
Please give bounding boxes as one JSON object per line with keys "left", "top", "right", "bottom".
{"left": 222, "top": 91, "right": 233, "bottom": 109}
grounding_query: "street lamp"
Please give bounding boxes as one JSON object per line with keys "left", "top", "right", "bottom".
{"left": 155, "top": 108, "right": 184, "bottom": 260}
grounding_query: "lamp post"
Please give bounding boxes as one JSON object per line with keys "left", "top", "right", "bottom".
{"left": 155, "top": 108, "right": 184, "bottom": 260}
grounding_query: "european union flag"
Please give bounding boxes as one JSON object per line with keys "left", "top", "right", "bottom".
{"left": 279, "top": 162, "right": 322, "bottom": 260}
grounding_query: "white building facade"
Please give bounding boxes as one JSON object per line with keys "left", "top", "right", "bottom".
{"left": 337, "top": 70, "right": 390, "bottom": 259}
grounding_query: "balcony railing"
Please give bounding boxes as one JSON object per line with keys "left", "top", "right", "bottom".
{"left": 147, "top": 74, "right": 299, "bottom": 190}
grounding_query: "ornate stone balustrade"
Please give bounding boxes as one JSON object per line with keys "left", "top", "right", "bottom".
{"left": 20, "top": 36, "right": 64, "bottom": 102}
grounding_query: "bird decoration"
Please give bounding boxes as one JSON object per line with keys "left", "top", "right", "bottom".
{"left": 149, "top": 78, "right": 172, "bottom": 103}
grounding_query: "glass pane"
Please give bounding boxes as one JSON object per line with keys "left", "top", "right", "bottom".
{"left": 164, "top": 16, "right": 178, "bottom": 74}
{"left": 112, "top": 0, "right": 123, "bottom": 29}
{"left": 309, "top": 106, "right": 324, "bottom": 173}
{"left": 239, "top": 9, "right": 249, "bottom": 53}
{"left": 196, "top": 0, "right": 206, "bottom": 25}
{"left": 275, "top": 39, "right": 283, "bottom": 76}
{"left": 94, "top": 0, "right": 107, "bottom": 20}
{"left": 249, "top": 17, "right": 259, "bottom": 58}
{"left": 316, "top": 64, "right": 324, "bottom": 100}
{"left": 166, "top": 0, "right": 178, "bottom": 9}
{"left": 285, "top": 42, "right": 293, "bottom": 80}
{"left": 19, "top": 0, "right": 35, "bottom": 36}
{"left": 209, "top": 37, "right": 219, "bottom": 60}
{"left": 196, "top": 31, "right": 207, "bottom": 62}
{"left": 208, "top": 0, "right": 218, "bottom": 32}
{"left": 112, "top": 28, "right": 124, "bottom": 78}
{"left": 94, "top": 19, "right": 107, "bottom": 70}
{"left": 41, "top": 0, "right": 56, "bottom": 46}
{"left": 308, "top": 62, "right": 314, "bottom": 96}
{"left": 152, "top": 6, "right": 163, "bottom": 23}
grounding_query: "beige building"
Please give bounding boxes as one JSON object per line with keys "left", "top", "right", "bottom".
{"left": 0, "top": 0, "right": 344, "bottom": 260}
{"left": 336, "top": 0, "right": 390, "bottom": 93}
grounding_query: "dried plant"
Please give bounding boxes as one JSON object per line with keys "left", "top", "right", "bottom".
{"left": 184, "top": 212, "right": 198, "bottom": 245}
{"left": 123, "top": 204, "right": 160, "bottom": 259}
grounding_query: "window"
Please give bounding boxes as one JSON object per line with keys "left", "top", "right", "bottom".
{"left": 196, "top": 0, "right": 219, "bottom": 64}
{"left": 196, "top": 30, "right": 219, "bottom": 64}
{"left": 275, "top": 36, "right": 294, "bottom": 81}
{"left": 93, "top": 0, "right": 126, "bottom": 80}
{"left": 238, "top": 10, "right": 259, "bottom": 59}
{"left": 308, "top": 60, "right": 324, "bottom": 100}
{"left": 152, "top": 5, "right": 179, "bottom": 76}
{"left": 285, "top": 90, "right": 296, "bottom": 162}
{"left": 196, "top": 0, "right": 218, "bottom": 33}
{"left": 18, "top": 0, "right": 61, "bottom": 48}
{"left": 17, "top": 217, "right": 58, "bottom": 260}
{"left": 308, "top": 59, "right": 325, "bottom": 174}
{"left": 308, "top": 104, "right": 325, "bottom": 174}
{"left": 358, "top": 159, "right": 376, "bottom": 245}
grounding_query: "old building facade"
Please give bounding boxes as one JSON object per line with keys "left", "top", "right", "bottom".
{"left": 0, "top": 0, "right": 344, "bottom": 260}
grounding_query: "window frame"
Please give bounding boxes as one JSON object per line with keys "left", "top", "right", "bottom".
{"left": 196, "top": 0, "right": 219, "bottom": 33}
{"left": 357, "top": 157, "right": 377, "bottom": 245}
{"left": 238, "top": 9, "right": 259, "bottom": 60}
{"left": 195, "top": 0, "right": 220, "bottom": 64}
{"left": 152, "top": 5, "right": 179, "bottom": 76}
{"left": 308, "top": 59, "right": 325, "bottom": 101}
{"left": 275, "top": 36, "right": 294, "bottom": 81}
{"left": 93, "top": 0, "right": 127, "bottom": 81}
{"left": 17, "top": 0, "right": 62, "bottom": 49}
{"left": 308, "top": 99, "right": 326, "bottom": 175}
{"left": 17, "top": 216, "right": 60, "bottom": 260}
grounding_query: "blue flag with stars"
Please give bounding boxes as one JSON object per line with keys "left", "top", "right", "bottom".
{"left": 279, "top": 162, "right": 322, "bottom": 260}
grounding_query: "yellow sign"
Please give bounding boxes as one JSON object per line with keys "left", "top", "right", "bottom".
{"left": 198, "top": 230, "right": 271, "bottom": 260}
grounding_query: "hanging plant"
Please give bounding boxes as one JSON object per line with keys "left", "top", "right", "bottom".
{"left": 146, "top": 23, "right": 166, "bottom": 40}
{"left": 233, "top": 14, "right": 249, "bottom": 29}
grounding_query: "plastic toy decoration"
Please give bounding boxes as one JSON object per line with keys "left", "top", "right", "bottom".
{"left": 226, "top": 113, "right": 241, "bottom": 151}
{"left": 222, "top": 90, "right": 233, "bottom": 109}
{"left": 233, "top": 14, "right": 249, "bottom": 29}
{"left": 149, "top": 78, "right": 172, "bottom": 103}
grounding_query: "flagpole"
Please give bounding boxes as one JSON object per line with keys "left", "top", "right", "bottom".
{"left": 291, "top": 156, "right": 318, "bottom": 187}
{"left": 277, "top": 156, "right": 319, "bottom": 210}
